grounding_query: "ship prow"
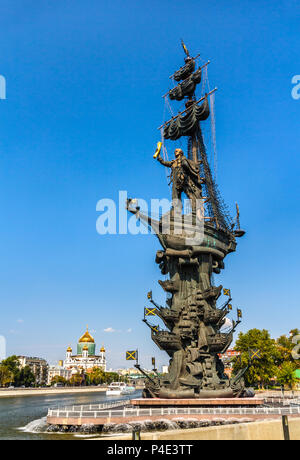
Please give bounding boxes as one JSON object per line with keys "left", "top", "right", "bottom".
{"left": 127, "top": 200, "right": 237, "bottom": 275}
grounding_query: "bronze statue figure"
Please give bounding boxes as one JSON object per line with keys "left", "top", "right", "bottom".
{"left": 156, "top": 148, "right": 205, "bottom": 213}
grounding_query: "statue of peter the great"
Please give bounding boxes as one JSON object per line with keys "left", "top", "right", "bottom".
{"left": 156, "top": 148, "right": 205, "bottom": 213}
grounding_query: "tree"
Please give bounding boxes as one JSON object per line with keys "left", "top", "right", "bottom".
{"left": 1, "top": 356, "right": 20, "bottom": 374}
{"left": 69, "top": 373, "right": 84, "bottom": 386}
{"left": 85, "top": 368, "right": 129, "bottom": 386}
{"left": 276, "top": 362, "right": 298, "bottom": 389}
{"left": 232, "top": 329, "right": 280, "bottom": 388}
{"left": 276, "top": 329, "right": 300, "bottom": 367}
{"left": 86, "top": 367, "right": 105, "bottom": 385}
{"left": 0, "top": 357, "right": 36, "bottom": 387}
{"left": 0, "top": 365, "right": 14, "bottom": 387}
{"left": 17, "top": 366, "right": 35, "bottom": 387}
{"left": 50, "top": 375, "right": 68, "bottom": 386}
{"left": 1, "top": 356, "right": 23, "bottom": 386}
{"left": 104, "top": 372, "right": 124, "bottom": 384}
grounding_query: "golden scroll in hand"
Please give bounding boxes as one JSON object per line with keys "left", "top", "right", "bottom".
{"left": 153, "top": 141, "right": 162, "bottom": 159}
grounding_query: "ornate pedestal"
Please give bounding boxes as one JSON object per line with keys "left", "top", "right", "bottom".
{"left": 127, "top": 205, "right": 252, "bottom": 399}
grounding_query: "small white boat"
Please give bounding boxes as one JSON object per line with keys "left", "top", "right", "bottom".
{"left": 105, "top": 382, "right": 126, "bottom": 396}
{"left": 121, "top": 385, "right": 136, "bottom": 395}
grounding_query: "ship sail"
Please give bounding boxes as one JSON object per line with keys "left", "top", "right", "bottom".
{"left": 163, "top": 97, "right": 209, "bottom": 140}
{"left": 173, "top": 58, "right": 195, "bottom": 81}
{"left": 169, "top": 68, "right": 202, "bottom": 101}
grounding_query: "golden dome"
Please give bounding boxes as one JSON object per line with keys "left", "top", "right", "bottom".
{"left": 100, "top": 345, "right": 106, "bottom": 353}
{"left": 78, "top": 326, "right": 95, "bottom": 343}
{"left": 67, "top": 346, "right": 72, "bottom": 352}
{"left": 82, "top": 344, "right": 89, "bottom": 351}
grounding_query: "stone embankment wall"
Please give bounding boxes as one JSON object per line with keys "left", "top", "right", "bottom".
{"left": 96, "top": 417, "right": 300, "bottom": 441}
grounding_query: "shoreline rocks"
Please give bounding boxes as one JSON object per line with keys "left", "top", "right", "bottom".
{"left": 46, "top": 417, "right": 251, "bottom": 434}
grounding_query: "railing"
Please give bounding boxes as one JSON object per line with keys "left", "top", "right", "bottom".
{"left": 260, "top": 391, "right": 299, "bottom": 399}
{"left": 48, "top": 404, "right": 300, "bottom": 420}
{"left": 49, "top": 399, "right": 131, "bottom": 412}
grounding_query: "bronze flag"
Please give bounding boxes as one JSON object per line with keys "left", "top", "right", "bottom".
{"left": 126, "top": 350, "right": 137, "bottom": 361}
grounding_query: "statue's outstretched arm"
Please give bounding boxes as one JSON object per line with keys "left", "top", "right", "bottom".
{"left": 157, "top": 154, "right": 173, "bottom": 168}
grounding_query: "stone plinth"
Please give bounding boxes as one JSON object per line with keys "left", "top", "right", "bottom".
{"left": 130, "top": 398, "right": 264, "bottom": 407}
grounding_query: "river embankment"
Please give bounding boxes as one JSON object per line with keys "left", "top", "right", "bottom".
{"left": 0, "top": 386, "right": 107, "bottom": 398}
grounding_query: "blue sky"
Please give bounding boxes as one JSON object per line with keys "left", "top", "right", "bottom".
{"left": 0, "top": 0, "right": 299, "bottom": 369}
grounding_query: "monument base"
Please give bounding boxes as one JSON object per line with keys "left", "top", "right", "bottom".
{"left": 130, "top": 398, "right": 264, "bottom": 407}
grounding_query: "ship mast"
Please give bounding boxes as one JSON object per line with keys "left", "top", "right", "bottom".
{"left": 159, "top": 42, "right": 233, "bottom": 232}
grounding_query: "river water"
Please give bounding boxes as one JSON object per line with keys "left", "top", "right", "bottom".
{"left": 0, "top": 390, "right": 141, "bottom": 440}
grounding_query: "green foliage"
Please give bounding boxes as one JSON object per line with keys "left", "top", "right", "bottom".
{"left": 233, "top": 329, "right": 280, "bottom": 387}
{"left": 0, "top": 365, "right": 14, "bottom": 387}
{"left": 276, "top": 329, "right": 300, "bottom": 367}
{"left": 1, "top": 356, "right": 20, "bottom": 374}
{"left": 48, "top": 368, "right": 129, "bottom": 387}
{"left": 86, "top": 367, "right": 105, "bottom": 385}
{"left": 69, "top": 373, "right": 84, "bottom": 386}
{"left": 85, "top": 368, "right": 128, "bottom": 386}
{"left": 15, "top": 366, "right": 35, "bottom": 387}
{"left": 232, "top": 328, "right": 300, "bottom": 388}
{"left": 50, "top": 375, "right": 68, "bottom": 386}
{"left": 104, "top": 372, "right": 124, "bottom": 384}
{"left": 0, "top": 356, "right": 35, "bottom": 387}
{"left": 276, "top": 362, "right": 298, "bottom": 389}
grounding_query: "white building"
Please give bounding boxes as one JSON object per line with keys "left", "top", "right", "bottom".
{"left": 47, "top": 365, "right": 73, "bottom": 385}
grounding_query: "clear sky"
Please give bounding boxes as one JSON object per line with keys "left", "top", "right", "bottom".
{"left": 0, "top": 0, "right": 299, "bottom": 369}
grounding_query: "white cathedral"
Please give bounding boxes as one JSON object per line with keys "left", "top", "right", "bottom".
{"left": 64, "top": 326, "right": 107, "bottom": 373}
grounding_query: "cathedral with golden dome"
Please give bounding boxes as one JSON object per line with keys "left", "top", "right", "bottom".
{"left": 64, "top": 327, "right": 106, "bottom": 372}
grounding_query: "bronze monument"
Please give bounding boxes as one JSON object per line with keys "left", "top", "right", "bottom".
{"left": 127, "top": 43, "right": 252, "bottom": 399}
